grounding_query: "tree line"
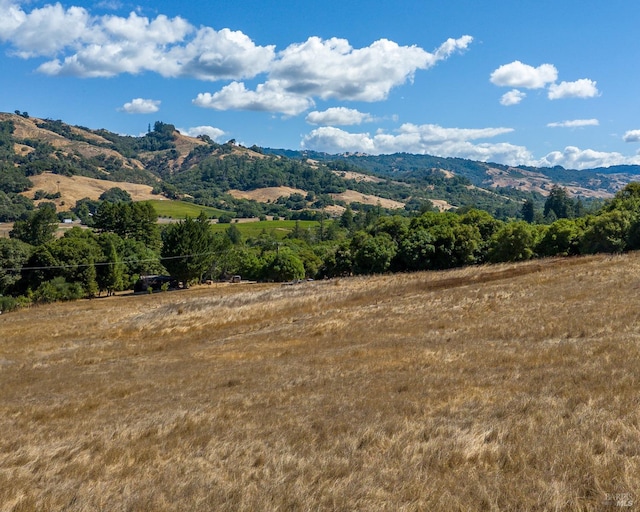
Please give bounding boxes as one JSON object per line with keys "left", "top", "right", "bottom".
{"left": 2, "top": 182, "right": 640, "bottom": 312}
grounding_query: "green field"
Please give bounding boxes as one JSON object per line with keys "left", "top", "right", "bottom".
{"left": 210, "top": 219, "right": 324, "bottom": 239}
{"left": 149, "top": 200, "right": 229, "bottom": 219}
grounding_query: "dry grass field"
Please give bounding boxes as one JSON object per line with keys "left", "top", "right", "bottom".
{"left": 1, "top": 254, "right": 640, "bottom": 511}
{"left": 23, "top": 173, "right": 160, "bottom": 209}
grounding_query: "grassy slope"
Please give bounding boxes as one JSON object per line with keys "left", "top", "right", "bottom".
{"left": 209, "top": 219, "right": 321, "bottom": 238}
{"left": 1, "top": 255, "right": 640, "bottom": 510}
{"left": 148, "top": 200, "right": 228, "bottom": 218}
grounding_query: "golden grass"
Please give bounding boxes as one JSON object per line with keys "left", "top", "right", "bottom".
{"left": 23, "top": 173, "right": 160, "bottom": 209}
{"left": 1, "top": 255, "right": 640, "bottom": 510}
{"left": 227, "top": 187, "right": 308, "bottom": 203}
{"left": 330, "top": 190, "right": 406, "bottom": 210}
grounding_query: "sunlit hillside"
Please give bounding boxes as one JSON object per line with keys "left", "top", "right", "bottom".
{"left": 1, "top": 254, "right": 639, "bottom": 510}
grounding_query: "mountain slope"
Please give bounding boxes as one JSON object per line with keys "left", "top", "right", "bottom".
{"left": 6, "top": 112, "right": 639, "bottom": 222}
{"left": 265, "top": 149, "right": 640, "bottom": 198}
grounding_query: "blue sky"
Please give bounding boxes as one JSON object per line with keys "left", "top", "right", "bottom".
{"left": 1, "top": 0, "right": 640, "bottom": 170}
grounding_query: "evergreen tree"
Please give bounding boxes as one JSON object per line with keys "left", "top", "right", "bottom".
{"left": 544, "top": 186, "right": 575, "bottom": 220}
{"left": 521, "top": 199, "right": 536, "bottom": 223}
{"left": 161, "top": 212, "right": 216, "bottom": 286}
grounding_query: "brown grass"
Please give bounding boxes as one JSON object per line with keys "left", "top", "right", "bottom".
{"left": 227, "top": 187, "right": 308, "bottom": 203}
{"left": 1, "top": 255, "right": 640, "bottom": 510}
{"left": 23, "top": 173, "right": 161, "bottom": 209}
{"left": 330, "top": 190, "right": 405, "bottom": 210}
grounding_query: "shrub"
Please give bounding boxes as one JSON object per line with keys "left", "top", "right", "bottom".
{"left": 32, "top": 277, "right": 84, "bottom": 303}
{"left": 0, "top": 295, "right": 28, "bottom": 313}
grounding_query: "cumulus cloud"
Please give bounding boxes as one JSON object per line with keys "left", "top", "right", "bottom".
{"left": 547, "top": 119, "right": 599, "bottom": 128}
{"left": 301, "top": 123, "right": 532, "bottom": 166}
{"left": 500, "top": 89, "right": 526, "bottom": 106}
{"left": 0, "top": 3, "right": 91, "bottom": 58}
{"left": 0, "top": 1, "right": 471, "bottom": 110}
{"left": 0, "top": 2, "right": 275, "bottom": 80}
{"left": 490, "top": 61, "right": 557, "bottom": 89}
{"left": 179, "top": 125, "right": 226, "bottom": 141}
{"left": 168, "top": 27, "right": 274, "bottom": 80}
{"left": 193, "top": 34, "right": 472, "bottom": 114}
{"left": 539, "top": 146, "right": 640, "bottom": 169}
{"left": 623, "top": 130, "right": 640, "bottom": 143}
{"left": 491, "top": 60, "right": 599, "bottom": 105}
{"left": 269, "top": 35, "right": 472, "bottom": 102}
{"left": 193, "top": 81, "right": 315, "bottom": 116}
{"left": 305, "top": 107, "right": 374, "bottom": 126}
{"left": 119, "top": 98, "right": 160, "bottom": 114}
{"left": 548, "top": 79, "right": 599, "bottom": 100}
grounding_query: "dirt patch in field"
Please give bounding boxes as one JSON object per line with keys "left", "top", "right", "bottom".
{"left": 331, "top": 170, "right": 386, "bottom": 183}
{"left": 330, "top": 190, "right": 405, "bottom": 209}
{"left": 228, "top": 187, "right": 308, "bottom": 202}
{"left": 22, "top": 173, "right": 161, "bottom": 208}
{"left": 430, "top": 199, "right": 455, "bottom": 211}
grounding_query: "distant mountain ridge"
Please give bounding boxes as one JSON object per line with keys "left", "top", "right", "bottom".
{"left": 3, "top": 111, "right": 640, "bottom": 223}
{"left": 264, "top": 148, "right": 640, "bottom": 199}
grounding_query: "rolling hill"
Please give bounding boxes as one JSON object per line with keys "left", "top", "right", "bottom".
{"left": 3, "top": 112, "right": 640, "bottom": 224}
{"left": 1, "top": 253, "right": 639, "bottom": 510}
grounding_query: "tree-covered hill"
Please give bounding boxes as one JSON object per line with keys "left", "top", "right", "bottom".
{"left": 265, "top": 149, "right": 640, "bottom": 199}
{"left": 4, "top": 111, "right": 637, "bottom": 224}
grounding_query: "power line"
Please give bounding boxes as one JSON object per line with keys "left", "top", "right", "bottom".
{"left": 0, "top": 251, "right": 218, "bottom": 273}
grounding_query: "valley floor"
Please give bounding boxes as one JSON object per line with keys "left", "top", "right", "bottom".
{"left": 1, "top": 255, "right": 639, "bottom": 510}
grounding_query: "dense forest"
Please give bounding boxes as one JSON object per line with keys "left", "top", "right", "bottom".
{"left": 3, "top": 114, "right": 640, "bottom": 311}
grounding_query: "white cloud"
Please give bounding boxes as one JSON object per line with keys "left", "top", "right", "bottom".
{"left": 547, "top": 119, "right": 599, "bottom": 128}
{"left": 270, "top": 35, "right": 472, "bottom": 102}
{"left": 193, "top": 81, "right": 315, "bottom": 116}
{"left": 490, "top": 61, "right": 558, "bottom": 89}
{"left": 548, "top": 79, "right": 599, "bottom": 100}
{"left": 0, "top": 2, "right": 275, "bottom": 80}
{"left": 623, "top": 130, "right": 640, "bottom": 143}
{"left": 193, "top": 34, "right": 473, "bottom": 115}
{"left": 1, "top": 1, "right": 471, "bottom": 105}
{"left": 539, "top": 146, "right": 640, "bottom": 169}
{"left": 119, "top": 98, "right": 160, "bottom": 114}
{"left": 179, "top": 125, "right": 226, "bottom": 141}
{"left": 0, "top": 3, "right": 91, "bottom": 57}
{"left": 301, "top": 122, "right": 640, "bottom": 169}
{"left": 168, "top": 27, "right": 275, "bottom": 80}
{"left": 305, "top": 107, "right": 374, "bottom": 126}
{"left": 500, "top": 89, "right": 526, "bottom": 106}
{"left": 301, "top": 123, "right": 532, "bottom": 166}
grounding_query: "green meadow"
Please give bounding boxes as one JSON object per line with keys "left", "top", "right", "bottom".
{"left": 149, "top": 200, "right": 228, "bottom": 219}
{"left": 210, "top": 219, "right": 324, "bottom": 239}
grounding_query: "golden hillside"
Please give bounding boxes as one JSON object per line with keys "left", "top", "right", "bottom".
{"left": 1, "top": 254, "right": 639, "bottom": 510}
{"left": 23, "top": 172, "right": 161, "bottom": 208}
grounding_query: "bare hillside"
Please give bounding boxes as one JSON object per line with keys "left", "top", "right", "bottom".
{"left": 1, "top": 254, "right": 639, "bottom": 510}
{"left": 22, "top": 172, "right": 161, "bottom": 208}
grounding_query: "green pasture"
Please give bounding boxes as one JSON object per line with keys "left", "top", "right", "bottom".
{"left": 149, "top": 200, "right": 228, "bottom": 219}
{"left": 210, "top": 219, "right": 325, "bottom": 239}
